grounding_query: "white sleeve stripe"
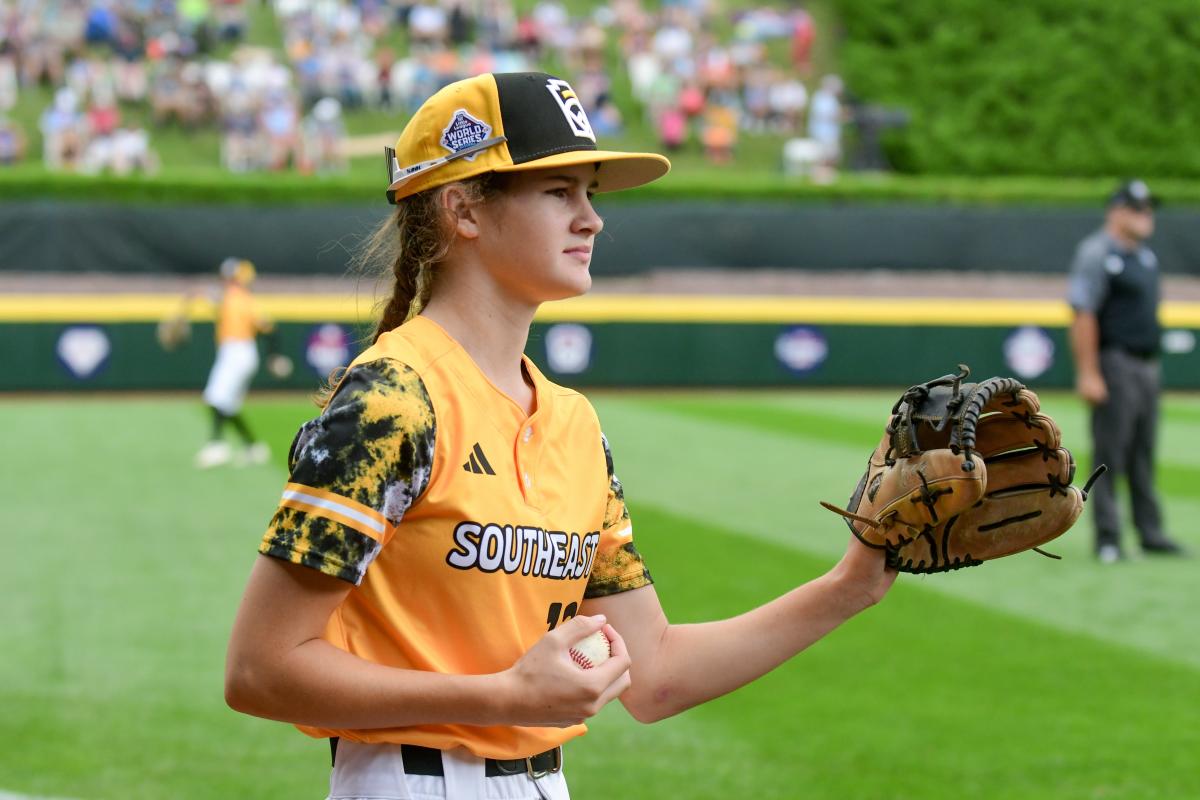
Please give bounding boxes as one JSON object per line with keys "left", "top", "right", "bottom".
{"left": 281, "top": 489, "right": 387, "bottom": 535}
{"left": 613, "top": 525, "right": 633, "bottom": 539}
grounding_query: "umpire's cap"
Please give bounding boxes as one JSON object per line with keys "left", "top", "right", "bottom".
{"left": 1108, "top": 179, "right": 1159, "bottom": 211}
{"left": 384, "top": 72, "right": 670, "bottom": 203}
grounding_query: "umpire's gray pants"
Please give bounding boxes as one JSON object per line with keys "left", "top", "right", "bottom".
{"left": 1090, "top": 349, "right": 1165, "bottom": 551}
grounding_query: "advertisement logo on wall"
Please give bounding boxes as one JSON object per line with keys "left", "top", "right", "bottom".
{"left": 306, "top": 324, "right": 351, "bottom": 376}
{"left": 774, "top": 326, "right": 828, "bottom": 374}
{"left": 56, "top": 325, "right": 111, "bottom": 380}
{"left": 1003, "top": 326, "right": 1054, "bottom": 379}
{"left": 544, "top": 324, "right": 593, "bottom": 374}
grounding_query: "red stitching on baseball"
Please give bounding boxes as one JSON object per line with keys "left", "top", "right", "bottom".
{"left": 569, "top": 648, "right": 593, "bottom": 669}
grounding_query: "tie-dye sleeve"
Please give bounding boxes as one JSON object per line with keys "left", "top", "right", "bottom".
{"left": 584, "top": 433, "right": 653, "bottom": 598}
{"left": 259, "top": 358, "right": 436, "bottom": 585}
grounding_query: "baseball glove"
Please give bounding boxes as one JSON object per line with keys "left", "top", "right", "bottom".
{"left": 822, "top": 365, "right": 1106, "bottom": 573}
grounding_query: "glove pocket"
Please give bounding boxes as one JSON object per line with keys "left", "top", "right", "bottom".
{"left": 984, "top": 446, "right": 1073, "bottom": 495}
{"left": 973, "top": 412, "right": 1063, "bottom": 458}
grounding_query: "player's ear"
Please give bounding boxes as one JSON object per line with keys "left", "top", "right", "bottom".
{"left": 440, "top": 183, "right": 481, "bottom": 240}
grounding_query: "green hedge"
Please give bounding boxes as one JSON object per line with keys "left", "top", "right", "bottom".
{"left": 838, "top": 0, "right": 1200, "bottom": 177}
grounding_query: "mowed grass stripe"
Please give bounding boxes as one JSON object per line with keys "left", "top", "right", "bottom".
{"left": 591, "top": 395, "right": 1200, "bottom": 671}
{"left": 641, "top": 395, "right": 884, "bottom": 448}
{"left": 646, "top": 393, "right": 1200, "bottom": 501}
{"left": 570, "top": 502, "right": 1200, "bottom": 800}
{"left": 0, "top": 399, "right": 326, "bottom": 799}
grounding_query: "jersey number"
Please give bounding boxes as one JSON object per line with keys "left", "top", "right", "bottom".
{"left": 546, "top": 601, "right": 578, "bottom": 631}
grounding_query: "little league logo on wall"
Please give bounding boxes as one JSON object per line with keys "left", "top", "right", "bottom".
{"left": 441, "top": 109, "right": 492, "bottom": 160}
{"left": 1162, "top": 329, "right": 1196, "bottom": 355}
{"left": 544, "top": 323, "right": 593, "bottom": 374}
{"left": 545, "top": 79, "right": 595, "bottom": 142}
{"left": 305, "top": 323, "right": 351, "bottom": 376}
{"left": 56, "top": 325, "right": 111, "bottom": 380}
{"left": 774, "top": 326, "right": 828, "bottom": 374}
{"left": 1003, "top": 326, "right": 1054, "bottom": 379}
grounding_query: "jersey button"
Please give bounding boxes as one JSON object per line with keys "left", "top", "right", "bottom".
{"left": 523, "top": 427, "right": 533, "bottom": 443}
{"left": 522, "top": 472, "right": 532, "bottom": 488}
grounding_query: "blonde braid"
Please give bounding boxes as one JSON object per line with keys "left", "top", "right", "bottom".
{"left": 314, "top": 172, "right": 509, "bottom": 407}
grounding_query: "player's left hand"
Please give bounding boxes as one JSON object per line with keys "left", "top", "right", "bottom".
{"left": 831, "top": 535, "right": 898, "bottom": 610}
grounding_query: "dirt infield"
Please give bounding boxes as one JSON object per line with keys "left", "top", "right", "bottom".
{"left": 6, "top": 268, "right": 1200, "bottom": 301}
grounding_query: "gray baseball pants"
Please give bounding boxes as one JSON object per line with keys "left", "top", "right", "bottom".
{"left": 1090, "top": 349, "right": 1167, "bottom": 552}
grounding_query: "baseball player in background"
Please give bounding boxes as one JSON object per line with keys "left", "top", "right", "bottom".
{"left": 225, "top": 72, "right": 897, "bottom": 800}
{"left": 195, "top": 257, "right": 272, "bottom": 469}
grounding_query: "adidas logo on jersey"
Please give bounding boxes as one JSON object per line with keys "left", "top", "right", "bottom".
{"left": 462, "top": 443, "right": 496, "bottom": 475}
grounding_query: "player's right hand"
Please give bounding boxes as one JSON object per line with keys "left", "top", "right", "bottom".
{"left": 1077, "top": 371, "right": 1108, "bottom": 406}
{"left": 498, "top": 614, "right": 631, "bottom": 728}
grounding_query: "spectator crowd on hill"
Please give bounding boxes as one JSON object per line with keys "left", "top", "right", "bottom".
{"left": 0, "top": 0, "right": 848, "bottom": 178}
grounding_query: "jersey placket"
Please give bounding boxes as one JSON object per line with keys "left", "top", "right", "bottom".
{"left": 514, "top": 414, "right": 542, "bottom": 509}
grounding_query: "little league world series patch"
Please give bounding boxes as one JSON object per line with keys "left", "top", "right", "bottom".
{"left": 441, "top": 109, "right": 493, "bottom": 160}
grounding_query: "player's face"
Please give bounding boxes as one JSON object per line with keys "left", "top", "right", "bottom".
{"left": 474, "top": 163, "right": 604, "bottom": 305}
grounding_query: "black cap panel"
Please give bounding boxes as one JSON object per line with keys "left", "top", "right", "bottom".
{"left": 494, "top": 72, "right": 598, "bottom": 164}
{"left": 1108, "top": 179, "right": 1159, "bottom": 210}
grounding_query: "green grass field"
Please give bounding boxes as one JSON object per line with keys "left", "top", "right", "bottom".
{"left": 3, "top": 389, "right": 1199, "bottom": 799}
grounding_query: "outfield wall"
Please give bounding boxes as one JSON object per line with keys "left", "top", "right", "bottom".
{"left": 4, "top": 202, "right": 1200, "bottom": 276}
{"left": 8, "top": 294, "right": 1200, "bottom": 391}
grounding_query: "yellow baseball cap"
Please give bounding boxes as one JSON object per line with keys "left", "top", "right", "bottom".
{"left": 385, "top": 72, "right": 671, "bottom": 203}
{"left": 220, "top": 257, "right": 257, "bottom": 285}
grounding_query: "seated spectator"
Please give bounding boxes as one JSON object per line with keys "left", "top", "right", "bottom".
{"left": 216, "top": 0, "right": 247, "bottom": 43}
{"left": 590, "top": 96, "right": 623, "bottom": 137}
{"left": 39, "top": 87, "right": 86, "bottom": 171}
{"left": 150, "top": 59, "right": 190, "bottom": 126}
{"left": 111, "top": 128, "right": 159, "bottom": 175}
{"left": 702, "top": 101, "right": 738, "bottom": 164}
{"left": 259, "top": 88, "right": 299, "bottom": 170}
{"left": 21, "top": 34, "right": 67, "bottom": 88}
{"left": 0, "top": 115, "right": 27, "bottom": 165}
{"left": 85, "top": 2, "right": 119, "bottom": 46}
{"left": 741, "top": 66, "right": 771, "bottom": 133}
{"left": 791, "top": 9, "right": 815, "bottom": 74}
{"left": 678, "top": 82, "right": 705, "bottom": 120}
{"left": 221, "top": 85, "right": 261, "bottom": 172}
{"left": 807, "top": 73, "right": 845, "bottom": 183}
{"left": 88, "top": 89, "right": 121, "bottom": 138}
{"left": 768, "top": 74, "right": 807, "bottom": 132}
{"left": 448, "top": 0, "right": 474, "bottom": 47}
{"left": 657, "top": 106, "right": 686, "bottom": 151}
{"left": 0, "top": 57, "right": 17, "bottom": 113}
{"left": 299, "top": 96, "right": 346, "bottom": 175}
{"left": 375, "top": 47, "right": 396, "bottom": 110}
{"left": 408, "top": 3, "right": 448, "bottom": 50}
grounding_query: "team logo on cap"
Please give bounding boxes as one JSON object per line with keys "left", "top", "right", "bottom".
{"left": 545, "top": 78, "right": 595, "bottom": 142}
{"left": 441, "top": 109, "right": 493, "bottom": 161}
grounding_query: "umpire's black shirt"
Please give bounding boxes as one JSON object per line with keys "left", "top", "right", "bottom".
{"left": 1068, "top": 228, "right": 1161, "bottom": 357}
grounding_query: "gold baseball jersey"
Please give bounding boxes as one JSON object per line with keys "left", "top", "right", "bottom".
{"left": 259, "top": 315, "right": 652, "bottom": 759}
{"left": 215, "top": 284, "right": 262, "bottom": 344}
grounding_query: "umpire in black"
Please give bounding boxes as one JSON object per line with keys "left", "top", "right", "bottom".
{"left": 1067, "top": 179, "right": 1185, "bottom": 562}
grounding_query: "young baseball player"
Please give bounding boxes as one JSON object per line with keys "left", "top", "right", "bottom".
{"left": 195, "top": 257, "right": 272, "bottom": 468}
{"left": 225, "top": 72, "right": 896, "bottom": 800}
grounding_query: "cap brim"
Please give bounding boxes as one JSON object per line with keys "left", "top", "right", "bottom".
{"left": 493, "top": 149, "right": 671, "bottom": 193}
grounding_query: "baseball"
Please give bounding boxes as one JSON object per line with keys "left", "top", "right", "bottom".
{"left": 268, "top": 354, "right": 294, "bottom": 379}
{"left": 568, "top": 630, "right": 611, "bottom": 670}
